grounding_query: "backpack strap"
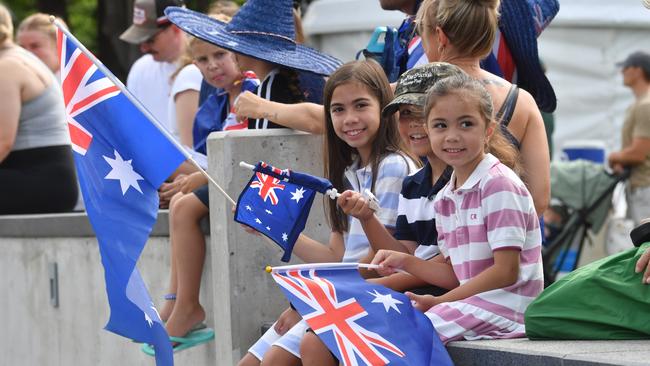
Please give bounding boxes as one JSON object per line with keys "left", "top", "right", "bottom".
{"left": 496, "top": 85, "right": 519, "bottom": 127}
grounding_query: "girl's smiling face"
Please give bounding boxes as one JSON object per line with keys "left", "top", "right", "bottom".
{"left": 426, "top": 93, "right": 493, "bottom": 184}
{"left": 397, "top": 104, "right": 431, "bottom": 158}
{"left": 192, "top": 41, "right": 241, "bottom": 90}
{"left": 329, "top": 81, "right": 381, "bottom": 165}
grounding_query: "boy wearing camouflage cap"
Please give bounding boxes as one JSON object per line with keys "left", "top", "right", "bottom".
{"left": 340, "top": 62, "right": 465, "bottom": 294}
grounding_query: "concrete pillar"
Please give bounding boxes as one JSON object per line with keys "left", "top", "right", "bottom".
{"left": 207, "top": 129, "right": 330, "bottom": 365}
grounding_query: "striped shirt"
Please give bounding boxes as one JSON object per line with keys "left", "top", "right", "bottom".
{"left": 393, "top": 163, "right": 452, "bottom": 259}
{"left": 342, "top": 153, "right": 418, "bottom": 262}
{"left": 428, "top": 153, "right": 543, "bottom": 343}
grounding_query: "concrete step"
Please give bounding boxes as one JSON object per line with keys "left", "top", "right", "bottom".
{"left": 447, "top": 339, "right": 650, "bottom": 366}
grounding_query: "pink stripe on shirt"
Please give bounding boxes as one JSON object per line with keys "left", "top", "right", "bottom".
{"left": 463, "top": 295, "right": 526, "bottom": 323}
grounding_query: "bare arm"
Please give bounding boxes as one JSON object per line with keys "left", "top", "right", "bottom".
{"left": 0, "top": 59, "right": 21, "bottom": 163}
{"left": 337, "top": 190, "right": 416, "bottom": 254}
{"left": 608, "top": 137, "right": 650, "bottom": 167}
{"left": 369, "top": 257, "right": 458, "bottom": 291}
{"left": 372, "top": 250, "right": 460, "bottom": 290}
{"left": 234, "top": 91, "right": 325, "bottom": 134}
{"left": 174, "top": 89, "right": 199, "bottom": 147}
{"left": 517, "top": 91, "right": 551, "bottom": 215}
{"left": 291, "top": 231, "right": 346, "bottom": 263}
{"left": 434, "top": 250, "right": 520, "bottom": 305}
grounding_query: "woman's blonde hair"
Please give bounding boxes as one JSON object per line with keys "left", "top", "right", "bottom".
{"left": 416, "top": 0, "right": 500, "bottom": 60}
{"left": 17, "top": 13, "right": 58, "bottom": 42}
{"left": 0, "top": 3, "right": 13, "bottom": 45}
{"left": 424, "top": 73, "right": 520, "bottom": 173}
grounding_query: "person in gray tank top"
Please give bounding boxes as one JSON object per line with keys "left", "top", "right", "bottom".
{"left": 0, "top": 3, "right": 77, "bottom": 214}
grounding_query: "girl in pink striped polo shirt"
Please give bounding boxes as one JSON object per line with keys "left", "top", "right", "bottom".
{"left": 372, "top": 74, "right": 543, "bottom": 344}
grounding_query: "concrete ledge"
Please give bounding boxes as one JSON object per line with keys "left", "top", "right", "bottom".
{"left": 0, "top": 210, "right": 209, "bottom": 237}
{"left": 447, "top": 339, "right": 650, "bottom": 366}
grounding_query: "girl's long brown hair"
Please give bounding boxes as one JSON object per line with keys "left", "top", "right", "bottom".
{"left": 323, "top": 60, "right": 417, "bottom": 233}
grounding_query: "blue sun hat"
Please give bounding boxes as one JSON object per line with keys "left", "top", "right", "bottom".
{"left": 499, "top": 0, "right": 559, "bottom": 113}
{"left": 164, "top": 0, "right": 342, "bottom": 76}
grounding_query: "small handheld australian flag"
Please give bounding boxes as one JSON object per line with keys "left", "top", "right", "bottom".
{"left": 235, "top": 162, "right": 333, "bottom": 262}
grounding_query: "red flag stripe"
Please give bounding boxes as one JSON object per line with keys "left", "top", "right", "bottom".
{"left": 68, "top": 122, "right": 93, "bottom": 151}
{"left": 62, "top": 51, "right": 94, "bottom": 106}
{"left": 70, "top": 85, "right": 120, "bottom": 115}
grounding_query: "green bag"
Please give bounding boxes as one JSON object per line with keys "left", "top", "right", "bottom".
{"left": 525, "top": 243, "right": 650, "bottom": 340}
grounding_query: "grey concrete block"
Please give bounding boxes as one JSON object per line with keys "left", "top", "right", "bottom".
{"left": 207, "top": 129, "right": 330, "bottom": 365}
{"left": 0, "top": 209, "right": 209, "bottom": 238}
{"left": 447, "top": 339, "right": 650, "bottom": 366}
{"left": 0, "top": 235, "right": 213, "bottom": 365}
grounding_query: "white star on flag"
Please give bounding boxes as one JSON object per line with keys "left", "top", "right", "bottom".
{"left": 255, "top": 218, "right": 262, "bottom": 224}
{"left": 246, "top": 205, "right": 253, "bottom": 211}
{"left": 144, "top": 303, "right": 160, "bottom": 327}
{"left": 266, "top": 226, "right": 271, "bottom": 231}
{"left": 265, "top": 209, "right": 273, "bottom": 215}
{"left": 368, "top": 289, "right": 403, "bottom": 313}
{"left": 103, "top": 149, "right": 144, "bottom": 195}
{"left": 290, "top": 187, "right": 306, "bottom": 203}
{"left": 282, "top": 233, "right": 288, "bottom": 242}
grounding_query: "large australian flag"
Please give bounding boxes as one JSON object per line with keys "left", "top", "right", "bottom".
{"left": 270, "top": 263, "right": 454, "bottom": 365}
{"left": 58, "top": 28, "right": 186, "bottom": 366}
{"left": 235, "top": 162, "right": 333, "bottom": 262}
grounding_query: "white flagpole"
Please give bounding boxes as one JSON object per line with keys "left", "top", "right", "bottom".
{"left": 239, "top": 161, "right": 380, "bottom": 211}
{"left": 51, "top": 17, "right": 236, "bottom": 206}
{"left": 266, "top": 262, "right": 407, "bottom": 274}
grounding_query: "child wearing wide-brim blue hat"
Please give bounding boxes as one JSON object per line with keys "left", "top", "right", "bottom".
{"left": 164, "top": 0, "right": 341, "bottom": 77}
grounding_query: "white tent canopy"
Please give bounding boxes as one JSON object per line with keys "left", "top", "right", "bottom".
{"left": 304, "top": 0, "right": 650, "bottom": 158}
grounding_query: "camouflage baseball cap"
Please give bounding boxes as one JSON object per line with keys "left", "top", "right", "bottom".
{"left": 382, "top": 62, "right": 465, "bottom": 117}
{"left": 119, "top": 0, "right": 185, "bottom": 44}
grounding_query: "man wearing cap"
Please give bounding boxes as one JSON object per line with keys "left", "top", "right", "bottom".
{"left": 120, "top": 0, "right": 187, "bottom": 133}
{"left": 609, "top": 51, "right": 650, "bottom": 225}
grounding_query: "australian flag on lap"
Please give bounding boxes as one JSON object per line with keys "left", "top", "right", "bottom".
{"left": 235, "top": 162, "right": 333, "bottom": 262}
{"left": 58, "top": 28, "right": 185, "bottom": 366}
{"left": 271, "top": 263, "right": 454, "bottom": 365}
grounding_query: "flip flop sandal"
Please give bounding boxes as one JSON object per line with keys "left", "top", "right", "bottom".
{"left": 141, "top": 327, "right": 215, "bottom": 356}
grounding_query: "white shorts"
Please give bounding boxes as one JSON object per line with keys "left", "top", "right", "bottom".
{"left": 248, "top": 319, "right": 309, "bottom": 360}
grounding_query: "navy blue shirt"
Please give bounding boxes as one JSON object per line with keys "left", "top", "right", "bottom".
{"left": 393, "top": 162, "right": 452, "bottom": 248}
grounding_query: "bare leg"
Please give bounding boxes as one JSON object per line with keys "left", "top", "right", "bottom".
{"left": 159, "top": 192, "right": 184, "bottom": 322}
{"left": 300, "top": 332, "right": 337, "bottom": 366}
{"left": 165, "top": 193, "right": 209, "bottom": 338}
{"left": 260, "top": 346, "right": 302, "bottom": 366}
{"left": 238, "top": 353, "right": 261, "bottom": 366}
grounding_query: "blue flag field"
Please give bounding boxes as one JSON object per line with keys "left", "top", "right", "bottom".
{"left": 58, "top": 27, "right": 186, "bottom": 366}
{"left": 235, "top": 162, "right": 333, "bottom": 262}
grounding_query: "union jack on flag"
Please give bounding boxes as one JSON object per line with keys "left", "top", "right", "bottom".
{"left": 235, "top": 162, "right": 333, "bottom": 262}
{"left": 270, "top": 264, "right": 453, "bottom": 366}
{"left": 58, "top": 32, "right": 119, "bottom": 155}
{"left": 250, "top": 173, "right": 285, "bottom": 205}
{"left": 57, "top": 26, "right": 186, "bottom": 366}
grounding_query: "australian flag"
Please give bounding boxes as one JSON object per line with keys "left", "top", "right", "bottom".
{"left": 270, "top": 263, "right": 454, "bottom": 365}
{"left": 58, "top": 27, "right": 186, "bottom": 366}
{"left": 234, "top": 162, "right": 332, "bottom": 262}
